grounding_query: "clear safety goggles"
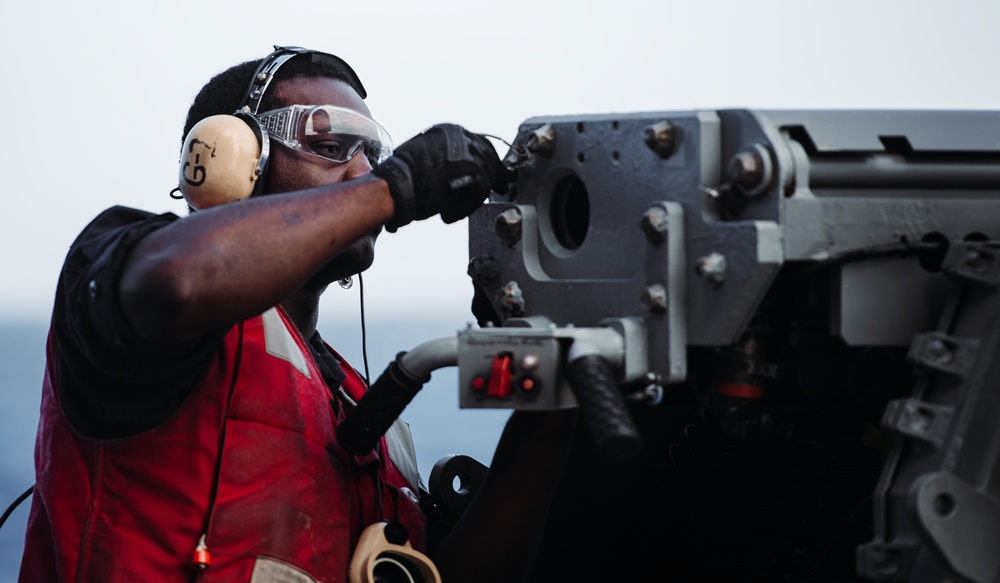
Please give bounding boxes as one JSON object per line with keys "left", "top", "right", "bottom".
{"left": 254, "top": 104, "right": 393, "bottom": 165}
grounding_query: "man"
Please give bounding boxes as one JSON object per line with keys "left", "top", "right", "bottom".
{"left": 20, "top": 46, "right": 575, "bottom": 582}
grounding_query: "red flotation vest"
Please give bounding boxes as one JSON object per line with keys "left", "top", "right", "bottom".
{"left": 20, "top": 307, "right": 424, "bottom": 582}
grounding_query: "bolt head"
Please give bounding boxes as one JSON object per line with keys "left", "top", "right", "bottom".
{"left": 963, "top": 248, "right": 994, "bottom": 275}
{"left": 495, "top": 281, "right": 526, "bottom": 317}
{"left": 467, "top": 255, "right": 500, "bottom": 286}
{"left": 927, "top": 338, "right": 954, "bottom": 365}
{"left": 642, "top": 284, "right": 668, "bottom": 314}
{"left": 726, "top": 144, "right": 773, "bottom": 198}
{"left": 640, "top": 205, "right": 669, "bottom": 244}
{"left": 643, "top": 120, "right": 675, "bottom": 158}
{"left": 526, "top": 123, "right": 556, "bottom": 158}
{"left": 695, "top": 253, "right": 728, "bottom": 288}
{"left": 495, "top": 207, "right": 523, "bottom": 241}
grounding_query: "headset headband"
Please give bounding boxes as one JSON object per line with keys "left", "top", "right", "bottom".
{"left": 242, "top": 45, "right": 368, "bottom": 115}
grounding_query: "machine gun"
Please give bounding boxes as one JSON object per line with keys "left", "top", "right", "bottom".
{"left": 339, "top": 110, "right": 1000, "bottom": 582}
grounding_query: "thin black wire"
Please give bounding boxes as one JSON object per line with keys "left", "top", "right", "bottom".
{"left": 355, "top": 272, "right": 385, "bottom": 520}
{"left": 480, "top": 133, "right": 513, "bottom": 149}
{"left": 0, "top": 485, "right": 33, "bottom": 531}
{"left": 358, "top": 272, "right": 371, "bottom": 387}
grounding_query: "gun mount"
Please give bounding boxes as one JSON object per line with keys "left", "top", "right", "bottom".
{"left": 462, "top": 110, "right": 1000, "bottom": 582}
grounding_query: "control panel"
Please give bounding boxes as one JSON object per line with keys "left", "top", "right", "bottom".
{"left": 457, "top": 327, "right": 575, "bottom": 410}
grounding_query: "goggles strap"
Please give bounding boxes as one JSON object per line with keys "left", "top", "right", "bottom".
{"left": 243, "top": 50, "right": 301, "bottom": 115}
{"left": 242, "top": 46, "right": 369, "bottom": 115}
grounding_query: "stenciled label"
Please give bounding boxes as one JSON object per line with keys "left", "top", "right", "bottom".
{"left": 249, "top": 556, "right": 320, "bottom": 583}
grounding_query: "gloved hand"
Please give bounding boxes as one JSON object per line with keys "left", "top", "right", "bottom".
{"left": 372, "top": 124, "right": 508, "bottom": 232}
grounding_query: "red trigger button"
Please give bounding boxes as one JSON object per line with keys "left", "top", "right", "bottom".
{"left": 487, "top": 353, "right": 512, "bottom": 399}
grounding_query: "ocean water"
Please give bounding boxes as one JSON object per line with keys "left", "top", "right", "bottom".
{"left": 0, "top": 320, "right": 46, "bottom": 582}
{"left": 0, "top": 316, "right": 510, "bottom": 581}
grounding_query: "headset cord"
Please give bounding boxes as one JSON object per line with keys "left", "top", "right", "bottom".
{"left": 0, "top": 485, "right": 33, "bottom": 531}
{"left": 358, "top": 272, "right": 371, "bottom": 387}
{"left": 355, "top": 272, "right": 386, "bottom": 520}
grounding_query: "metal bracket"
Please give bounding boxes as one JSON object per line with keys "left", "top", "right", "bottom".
{"left": 907, "top": 332, "right": 980, "bottom": 379}
{"left": 914, "top": 472, "right": 1000, "bottom": 583}
{"left": 944, "top": 243, "right": 1000, "bottom": 288}
{"left": 856, "top": 542, "right": 919, "bottom": 581}
{"left": 429, "top": 455, "right": 489, "bottom": 517}
{"left": 881, "top": 398, "right": 954, "bottom": 448}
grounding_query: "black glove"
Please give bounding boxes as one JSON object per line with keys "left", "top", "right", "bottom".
{"left": 372, "top": 124, "right": 508, "bottom": 232}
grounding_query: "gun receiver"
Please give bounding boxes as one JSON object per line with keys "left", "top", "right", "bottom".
{"left": 462, "top": 110, "right": 1000, "bottom": 581}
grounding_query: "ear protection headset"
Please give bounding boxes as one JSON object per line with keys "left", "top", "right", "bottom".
{"left": 177, "top": 46, "right": 368, "bottom": 210}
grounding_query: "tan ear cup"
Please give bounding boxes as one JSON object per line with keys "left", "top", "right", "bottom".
{"left": 178, "top": 115, "right": 262, "bottom": 209}
{"left": 349, "top": 522, "right": 441, "bottom": 583}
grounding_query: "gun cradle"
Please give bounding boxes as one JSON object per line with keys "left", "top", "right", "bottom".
{"left": 463, "top": 110, "right": 1000, "bottom": 582}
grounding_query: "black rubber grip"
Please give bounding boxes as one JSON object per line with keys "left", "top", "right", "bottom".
{"left": 336, "top": 352, "right": 428, "bottom": 456}
{"left": 566, "top": 354, "right": 642, "bottom": 462}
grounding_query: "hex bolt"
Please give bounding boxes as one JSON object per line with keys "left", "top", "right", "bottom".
{"left": 865, "top": 548, "right": 902, "bottom": 579}
{"left": 495, "top": 281, "right": 526, "bottom": 317}
{"left": 643, "top": 120, "right": 675, "bottom": 159}
{"left": 526, "top": 123, "right": 556, "bottom": 158}
{"left": 639, "top": 204, "right": 669, "bottom": 245}
{"left": 695, "top": 252, "right": 728, "bottom": 288}
{"left": 467, "top": 255, "right": 500, "bottom": 286}
{"left": 642, "top": 284, "right": 668, "bottom": 314}
{"left": 726, "top": 144, "right": 773, "bottom": 198}
{"left": 963, "top": 248, "right": 994, "bottom": 275}
{"left": 926, "top": 337, "right": 954, "bottom": 365}
{"left": 733, "top": 150, "right": 762, "bottom": 188}
{"left": 964, "top": 250, "right": 984, "bottom": 270}
{"left": 911, "top": 409, "right": 934, "bottom": 432}
{"left": 495, "top": 207, "right": 523, "bottom": 242}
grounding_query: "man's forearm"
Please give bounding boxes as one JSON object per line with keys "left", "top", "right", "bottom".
{"left": 118, "top": 175, "right": 393, "bottom": 344}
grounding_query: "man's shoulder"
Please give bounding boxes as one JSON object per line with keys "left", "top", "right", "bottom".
{"left": 73, "top": 205, "right": 178, "bottom": 245}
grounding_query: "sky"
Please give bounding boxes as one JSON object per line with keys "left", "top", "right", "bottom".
{"left": 2, "top": 0, "right": 999, "bottom": 325}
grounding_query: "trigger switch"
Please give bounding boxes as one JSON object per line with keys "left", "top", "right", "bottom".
{"left": 487, "top": 352, "right": 512, "bottom": 399}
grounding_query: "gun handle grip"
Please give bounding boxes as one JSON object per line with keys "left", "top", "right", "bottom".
{"left": 336, "top": 355, "right": 425, "bottom": 456}
{"left": 566, "top": 354, "right": 642, "bottom": 462}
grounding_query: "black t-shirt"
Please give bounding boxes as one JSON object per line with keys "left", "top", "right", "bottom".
{"left": 53, "top": 206, "right": 347, "bottom": 439}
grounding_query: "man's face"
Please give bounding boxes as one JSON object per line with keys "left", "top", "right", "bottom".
{"left": 263, "top": 76, "right": 382, "bottom": 283}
